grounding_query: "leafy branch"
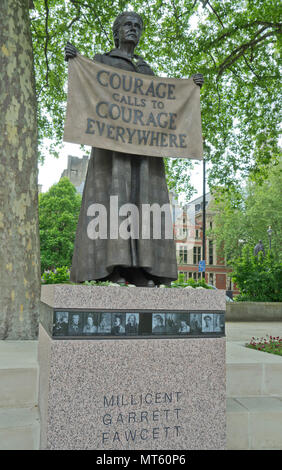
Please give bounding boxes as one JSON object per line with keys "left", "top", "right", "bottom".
{"left": 44, "top": 0, "right": 50, "bottom": 86}
{"left": 70, "top": 0, "right": 112, "bottom": 46}
{"left": 217, "top": 27, "right": 281, "bottom": 77}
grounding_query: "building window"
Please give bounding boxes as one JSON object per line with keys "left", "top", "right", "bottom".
{"left": 209, "top": 273, "right": 214, "bottom": 285}
{"left": 209, "top": 241, "right": 213, "bottom": 265}
{"left": 193, "top": 246, "right": 201, "bottom": 264}
{"left": 195, "top": 229, "right": 199, "bottom": 239}
{"left": 177, "top": 228, "right": 187, "bottom": 239}
{"left": 179, "top": 246, "right": 188, "bottom": 264}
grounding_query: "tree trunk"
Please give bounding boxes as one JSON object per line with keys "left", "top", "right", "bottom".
{"left": 0, "top": 0, "right": 41, "bottom": 339}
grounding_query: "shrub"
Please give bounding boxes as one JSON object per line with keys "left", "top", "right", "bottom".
{"left": 41, "top": 266, "right": 70, "bottom": 284}
{"left": 166, "top": 273, "right": 213, "bottom": 289}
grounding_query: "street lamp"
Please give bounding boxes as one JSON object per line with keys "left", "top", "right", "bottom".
{"left": 267, "top": 226, "right": 273, "bottom": 251}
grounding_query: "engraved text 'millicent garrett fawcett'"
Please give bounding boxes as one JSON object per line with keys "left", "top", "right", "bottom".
{"left": 101, "top": 391, "right": 182, "bottom": 445}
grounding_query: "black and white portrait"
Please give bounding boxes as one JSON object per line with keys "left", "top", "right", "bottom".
{"left": 165, "top": 313, "right": 178, "bottom": 334}
{"left": 53, "top": 311, "right": 69, "bottom": 336}
{"left": 177, "top": 316, "right": 191, "bottom": 334}
{"left": 165, "top": 313, "right": 191, "bottom": 335}
{"left": 202, "top": 314, "right": 214, "bottom": 333}
{"left": 83, "top": 313, "right": 98, "bottom": 335}
{"left": 190, "top": 314, "right": 202, "bottom": 334}
{"left": 152, "top": 313, "right": 166, "bottom": 334}
{"left": 98, "top": 313, "right": 112, "bottom": 334}
{"left": 125, "top": 313, "right": 139, "bottom": 335}
{"left": 68, "top": 312, "right": 82, "bottom": 335}
{"left": 214, "top": 313, "right": 225, "bottom": 333}
{"left": 111, "top": 313, "right": 126, "bottom": 335}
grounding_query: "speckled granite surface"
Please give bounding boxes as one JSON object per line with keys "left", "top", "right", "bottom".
{"left": 38, "top": 324, "right": 226, "bottom": 450}
{"left": 41, "top": 285, "right": 226, "bottom": 311}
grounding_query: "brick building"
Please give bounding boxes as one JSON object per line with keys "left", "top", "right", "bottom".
{"left": 60, "top": 155, "right": 89, "bottom": 194}
{"left": 171, "top": 192, "right": 237, "bottom": 296}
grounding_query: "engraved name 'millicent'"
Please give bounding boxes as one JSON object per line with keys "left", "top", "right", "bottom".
{"left": 104, "top": 391, "right": 182, "bottom": 408}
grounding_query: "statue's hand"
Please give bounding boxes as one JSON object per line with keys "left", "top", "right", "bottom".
{"left": 65, "top": 42, "right": 78, "bottom": 61}
{"left": 192, "top": 73, "right": 204, "bottom": 88}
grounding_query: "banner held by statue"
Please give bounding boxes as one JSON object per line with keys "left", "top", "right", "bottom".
{"left": 64, "top": 54, "right": 203, "bottom": 160}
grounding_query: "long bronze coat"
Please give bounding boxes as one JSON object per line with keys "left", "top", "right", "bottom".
{"left": 70, "top": 49, "right": 178, "bottom": 285}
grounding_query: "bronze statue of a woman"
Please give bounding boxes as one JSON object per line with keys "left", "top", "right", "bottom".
{"left": 65, "top": 12, "right": 203, "bottom": 286}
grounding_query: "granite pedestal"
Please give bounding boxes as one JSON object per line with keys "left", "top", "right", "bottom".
{"left": 38, "top": 285, "right": 226, "bottom": 450}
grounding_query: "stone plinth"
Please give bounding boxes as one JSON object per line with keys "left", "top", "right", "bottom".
{"left": 39, "top": 285, "right": 226, "bottom": 450}
{"left": 40, "top": 284, "right": 226, "bottom": 311}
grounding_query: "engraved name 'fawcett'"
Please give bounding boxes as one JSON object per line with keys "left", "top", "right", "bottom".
{"left": 104, "top": 391, "right": 182, "bottom": 407}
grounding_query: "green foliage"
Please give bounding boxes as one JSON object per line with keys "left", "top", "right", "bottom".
{"left": 82, "top": 280, "right": 127, "bottom": 286}
{"left": 30, "top": 0, "right": 281, "bottom": 192}
{"left": 246, "top": 335, "right": 282, "bottom": 356}
{"left": 39, "top": 177, "right": 82, "bottom": 272}
{"left": 211, "top": 159, "right": 282, "bottom": 262}
{"left": 164, "top": 157, "right": 196, "bottom": 201}
{"left": 232, "top": 245, "right": 282, "bottom": 302}
{"left": 41, "top": 266, "right": 70, "bottom": 284}
{"left": 166, "top": 272, "right": 212, "bottom": 289}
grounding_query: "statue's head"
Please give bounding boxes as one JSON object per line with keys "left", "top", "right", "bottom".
{"left": 113, "top": 11, "right": 143, "bottom": 48}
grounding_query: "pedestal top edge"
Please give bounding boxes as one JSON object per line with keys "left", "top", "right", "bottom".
{"left": 41, "top": 285, "right": 226, "bottom": 311}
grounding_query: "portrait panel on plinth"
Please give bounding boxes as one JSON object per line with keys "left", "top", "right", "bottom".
{"left": 40, "top": 286, "right": 226, "bottom": 450}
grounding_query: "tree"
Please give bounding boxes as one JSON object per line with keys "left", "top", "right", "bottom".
{"left": 0, "top": 0, "right": 41, "bottom": 340}
{"left": 29, "top": 0, "right": 281, "bottom": 195}
{"left": 231, "top": 246, "right": 282, "bottom": 302}
{"left": 39, "top": 178, "right": 82, "bottom": 272}
{"left": 210, "top": 158, "right": 282, "bottom": 263}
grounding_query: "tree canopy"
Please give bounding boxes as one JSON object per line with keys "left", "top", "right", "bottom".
{"left": 231, "top": 247, "right": 282, "bottom": 302}
{"left": 30, "top": 0, "right": 281, "bottom": 195}
{"left": 39, "top": 177, "right": 82, "bottom": 272}
{"left": 210, "top": 158, "right": 282, "bottom": 263}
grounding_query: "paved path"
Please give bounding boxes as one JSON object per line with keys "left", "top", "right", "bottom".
{"left": 225, "top": 323, "right": 282, "bottom": 450}
{"left": 226, "top": 321, "right": 282, "bottom": 343}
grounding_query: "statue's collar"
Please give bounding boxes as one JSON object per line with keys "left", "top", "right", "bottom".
{"left": 107, "top": 48, "right": 144, "bottom": 64}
